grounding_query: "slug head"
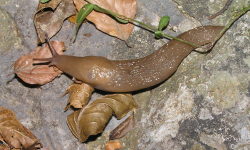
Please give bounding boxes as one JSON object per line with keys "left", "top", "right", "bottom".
{"left": 33, "top": 37, "right": 59, "bottom": 66}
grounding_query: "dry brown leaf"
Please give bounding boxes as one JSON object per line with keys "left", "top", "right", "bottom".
{"left": 34, "top": 0, "right": 76, "bottom": 43}
{"left": 14, "top": 41, "right": 65, "bottom": 85}
{"left": 73, "top": 0, "right": 137, "bottom": 40}
{"left": 68, "top": 15, "right": 77, "bottom": 24}
{"left": 67, "top": 94, "right": 137, "bottom": 142}
{"left": 0, "top": 136, "right": 10, "bottom": 150}
{"left": 105, "top": 140, "right": 122, "bottom": 150}
{"left": 109, "top": 113, "right": 135, "bottom": 140}
{"left": 64, "top": 83, "right": 94, "bottom": 110}
{"left": 37, "top": 0, "right": 62, "bottom": 12}
{"left": 0, "top": 145, "right": 10, "bottom": 150}
{"left": 0, "top": 106, "right": 42, "bottom": 149}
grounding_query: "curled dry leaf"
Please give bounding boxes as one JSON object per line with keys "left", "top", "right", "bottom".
{"left": 67, "top": 94, "right": 137, "bottom": 142}
{"left": 105, "top": 140, "right": 122, "bottom": 150}
{"left": 73, "top": 0, "right": 137, "bottom": 40}
{"left": 0, "top": 106, "right": 42, "bottom": 149}
{"left": 34, "top": 0, "right": 76, "bottom": 43}
{"left": 0, "top": 137, "right": 10, "bottom": 150}
{"left": 64, "top": 82, "right": 94, "bottom": 110}
{"left": 109, "top": 113, "right": 135, "bottom": 140}
{"left": 0, "top": 145, "right": 10, "bottom": 150}
{"left": 14, "top": 41, "right": 65, "bottom": 85}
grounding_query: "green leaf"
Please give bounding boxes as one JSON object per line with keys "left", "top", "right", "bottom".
{"left": 72, "top": 4, "right": 95, "bottom": 42}
{"left": 93, "top": 5, "right": 129, "bottom": 24}
{"left": 154, "top": 31, "right": 163, "bottom": 39}
{"left": 40, "top": 0, "right": 51, "bottom": 3}
{"left": 158, "top": 16, "right": 170, "bottom": 31}
{"left": 93, "top": 5, "right": 110, "bottom": 14}
{"left": 76, "top": 4, "right": 95, "bottom": 25}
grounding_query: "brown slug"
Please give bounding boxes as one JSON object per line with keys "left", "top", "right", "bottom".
{"left": 37, "top": 26, "right": 223, "bottom": 92}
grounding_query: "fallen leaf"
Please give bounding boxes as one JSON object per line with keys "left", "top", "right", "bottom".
{"left": 72, "top": 3, "right": 95, "bottom": 42}
{"left": 14, "top": 41, "right": 65, "bottom": 85}
{"left": 37, "top": 0, "right": 62, "bottom": 11}
{"left": 73, "top": 0, "right": 137, "bottom": 40}
{"left": 0, "top": 144, "right": 10, "bottom": 150}
{"left": 0, "top": 106, "right": 42, "bottom": 149}
{"left": 105, "top": 140, "right": 122, "bottom": 150}
{"left": 34, "top": 0, "right": 76, "bottom": 43}
{"left": 0, "top": 137, "right": 10, "bottom": 150}
{"left": 64, "top": 83, "right": 94, "bottom": 110}
{"left": 68, "top": 15, "right": 77, "bottom": 24}
{"left": 67, "top": 94, "right": 137, "bottom": 142}
{"left": 109, "top": 113, "right": 135, "bottom": 140}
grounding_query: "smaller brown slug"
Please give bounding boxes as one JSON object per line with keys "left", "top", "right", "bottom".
{"left": 35, "top": 26, "right": 223, "bottom": 92}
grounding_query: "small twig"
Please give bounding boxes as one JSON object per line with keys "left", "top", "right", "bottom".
{"left": 197, "top": 5, "right": 250, "bottom": 54}
{"left": 216, "top": 5, "right": 250, "bottom": 42}
{"left": 208, "top": 0, "right": 233, "bottom": 19}
{"left": 83, "top": 1, "right": 249, "bottom": 50}
{"left": 84, "top": 0, "right": 200, "bottom": 48}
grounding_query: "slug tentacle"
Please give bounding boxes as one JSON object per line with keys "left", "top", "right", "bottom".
{"left": 33, "top": 38, "right": 60, "bottom": 66}
{"left": 46, "top": 37, "right": 59, "bottom": 57}
{"left": 33, "top": 57, "right": 53, "bottom": 63}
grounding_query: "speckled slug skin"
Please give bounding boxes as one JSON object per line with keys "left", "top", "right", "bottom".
{"left": 43, "top": 26, "right": 223, "bottom": 92}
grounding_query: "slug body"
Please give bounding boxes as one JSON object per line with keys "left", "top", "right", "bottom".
{"left": 48, "top": 26, "right": 223, "bottom": 92}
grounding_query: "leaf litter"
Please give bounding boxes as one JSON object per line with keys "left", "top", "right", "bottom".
{"left": 0, "top": 106, "right": 42, "bottom": 149}
{"left": 14, "top": 41, "right": 65, "bottom": 85}
{"left": 34, "top": 0, "right": 76, "bottom": 43}
{"left": 73, "top": 0, "right": 137, "bottom": 40}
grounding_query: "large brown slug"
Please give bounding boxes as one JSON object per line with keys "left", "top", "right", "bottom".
{"left": 39, "top": 26, "right": 223, "bottom": 92}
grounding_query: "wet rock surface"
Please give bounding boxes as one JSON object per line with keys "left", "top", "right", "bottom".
{"left": 0, "top": 0, "right": 249, "bottom": 150}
